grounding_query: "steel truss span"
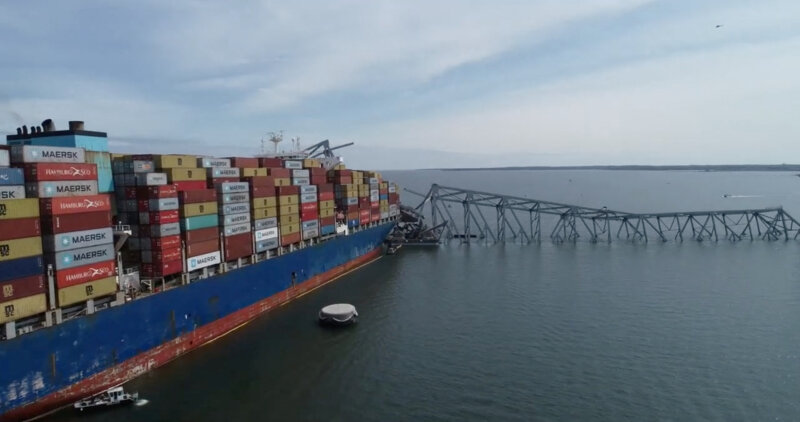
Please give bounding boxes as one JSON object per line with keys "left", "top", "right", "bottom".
{"left": 407, "top": 184, "right": 800, "bottom": 243}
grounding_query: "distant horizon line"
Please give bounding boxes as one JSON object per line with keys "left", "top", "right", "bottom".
{"left": 427, "top": 164, "right": 800, "bottom": 172}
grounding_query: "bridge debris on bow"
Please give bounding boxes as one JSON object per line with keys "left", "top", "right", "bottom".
{"left": 405, "top": 184, "right": 800, "bottom": 243}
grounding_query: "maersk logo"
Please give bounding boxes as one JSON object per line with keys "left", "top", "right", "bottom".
{"left": 60, "top": 235, "right": 72, "bottom": 247}
{"left": 43, "top": 183, "right": 55, "bottom": 195}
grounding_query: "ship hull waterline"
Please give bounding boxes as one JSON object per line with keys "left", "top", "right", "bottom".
{"left": 0, "top": 223, "right": 394, "bottom": 421}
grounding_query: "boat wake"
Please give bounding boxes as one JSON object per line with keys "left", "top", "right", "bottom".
{"left": 723, "top": 194, "right": 763, "bottom": 198}
{"left": 135, "top": 399, "right": 149, "bottom": 407}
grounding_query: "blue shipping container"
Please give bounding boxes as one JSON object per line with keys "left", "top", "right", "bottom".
{"left": 379, "top": 194, "right": 388, "bottom": 200}
{"left": 0, "top": 168, "right": 24, "bottom": 186}
{"left": 0, "top": 255, "right": 44, "bottom": 282}
{"left": 320, "top": 224, "right": 336, "bottom": 236}
{"left": 347, "top": 219, "right": 360, "bottom": 229}
{"left": 180, "top": 214, "right": 219, "bottom": 231}
{"left": 85, "top": 151, "right": 113, "bottom": 193}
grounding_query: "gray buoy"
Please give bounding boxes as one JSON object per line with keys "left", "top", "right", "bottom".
{"left": 319, "top": 303, "right": 358, "bottom": 326}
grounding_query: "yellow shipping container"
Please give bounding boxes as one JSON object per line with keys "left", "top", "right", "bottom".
{"left": 57, "top": 276, "right": 117, "bottom": 307}
{"left": 252, "top": 207, "right": 277, "bottom": 219}
{"left": 380, "top": 182, "right": 388, "bottom": 189}
{"left": 181, "top": 201, "right": 218, "bottom": 217}
{"left": 352, "top": 171, "right": 362, "bottom": 180}
{"left": 279, "top": 223, "right": 300, "bottom": 234}
{"left": 251, "top": 197, "right": 277, "bottom": 209}
{"left": 319, "top": 208, "right": 335, "bottom": 218}
{"left": 0, "top": 236, "right": 42, "bottom": 262}
{"left": 0, "top": 198, "right": 39, "bottom": 220}
{"left": 319, "top": 200, "right": 335, "bottom": 210}
{"left": 156, "top": 154, "right": 198, "bottom": 169}
{"left": 279, "top": 204, "right": 299, "bottom": 215}
{"left": 278, "top": 195, "right": 298, "bottom": 206}
{"left": 0, "top": 293, "right": 47, "bottom": 324}
{"left": 167, "top": 168, "right": 206, "bottom": 182}
{"left": 302, "top": 158, "right": 320, "bottom": 168}
{"left": 242, "top": 168, "right": 268, "bottom": 177}
{"left": 380, "top": 200, "right": 389, "bottom": 207}
{"left": 279, "top": 214, "right": 300, "bottom": 225}
{"left": 334, "top": 164, "right": 346, "bottom": 170}
{"left": 274, "top": 178, "right": 291, "bottom": 186}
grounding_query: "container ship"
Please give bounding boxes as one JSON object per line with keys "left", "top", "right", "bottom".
{"left": 0, "top": 120, "right": 400, "bottom": 421}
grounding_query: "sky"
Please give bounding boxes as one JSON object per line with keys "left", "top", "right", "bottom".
{"left": 0, "top": 1, "right": 798, "bottom": 169}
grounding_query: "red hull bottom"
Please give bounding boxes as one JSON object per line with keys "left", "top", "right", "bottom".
{"left": 7, "top": 247, "right": 383, "bottom": 422}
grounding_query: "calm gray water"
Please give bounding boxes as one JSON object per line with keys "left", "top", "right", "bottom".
{"left": 46, "top": 170, "right": 800, "bottom": 421}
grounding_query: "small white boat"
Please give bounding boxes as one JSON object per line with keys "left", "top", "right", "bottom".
{"left": 319, "top": 303, "right": 358, "bottom": 326}
{"left": 74, "top": 386, "right": 139, "bottom": 411}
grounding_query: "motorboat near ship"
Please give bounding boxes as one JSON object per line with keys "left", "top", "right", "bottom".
{"left": 318, "top": 303, "right": 359, "bottom": 326}
{"left": 0, "top": 120, "right": 400, "bottom": 421}
{"left": 73, "top": 386, "right": 138, "bottom": 411}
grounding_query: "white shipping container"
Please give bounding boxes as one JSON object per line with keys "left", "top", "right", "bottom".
{"left": 150, "top": 223, "right": 181, "bottom": 237}
{"left": 221, "top": 203, "right": 250, "bottom": 215}
{"left": 301, "top": 220, "right": 319, "bottom": 230}
{"left": 388, "top": 186, "right": 397, "bottom": 193}
{"left": 43, "top": 227, "right": 114, "bottom": 252}
{"left": 255, "top": 238, "right": 279, "bottom": 253}
{"left": 302, "top": 228, "right": 319, "bottom": 240}
{"left": 221, "top": 212, "right": 250, "bottom": 226}
{"left": 380, "top": 212, "right": 389, "bottom": 219}
{"left": 346, "top": 197, "right": 358, "bottom": 206}
{"left": 300, "top": 193, "right": 317, "bottom": 204}
{"left": 0, "top": 185, "right": 25, "bottom": 200}
{"left": 26, "top": 180, "right": 98, "bottom": 198}
{"left": 299, "top": 185, "right": 317, "bottom": 194}
{"left": 283, "top": 160, "right": 302, "bottom": 169}
{"left": 254, "top": 217, "right": 278, "bottom": 229}
{"left": 207, "top": 167, "right": 240, "bottom": 178}
{"left": 218, "top": 192, "right": 250, "bottom": 204}
{"left": 0, "top": 149, "right": 9, "bottom": 167}
{"left": 216, "top": 182, "right": 248, "bottom": 193}
{"left": 223, "top": 222, "right": 251, "bottom": 236}
{"left": 148, "top": 197, "right": 179, "bottom": 211}
{"left": 132, "top": 160, "right": 154, "bottom": 173}
{"left": 11, "top": 145, "right": 85, "bottom": 163}
{"left": 292, "top": 169, "right": 310, "bottom": 178}
{"left": 186, "top": 251, "right": 221, "bottom": 271}
{"left": 254, "top": 227, "right": 279, "bottom": 241}
{"left": 291, "top": 177, "right": 310, "bottom": 186}
{"left": 136, "top": 172, "right": 167, "bottom": 186}
{"left": 199, "top": 157, "right": 231, "bottom": 168}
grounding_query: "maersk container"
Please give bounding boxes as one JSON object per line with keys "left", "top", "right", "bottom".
{"left": 0, "top": 186, "right": 25, "bottom": 200}
{"left": 216, "top": 182, "right": 248, "bottom": 194}
{"left": 283, "top": 160, "right": 302, "bottom": 169}
{"left": 42, "top": 227, "right": 113, "bottom": 253}
{"left": 146, "top": 197, "right": 180, "bottom": 211}
{"left": 198, "top": 157, "right": 231, "bottom": 168}
{"left": 302, "top": 228, "right": 319, "bottom": 240}
{"left": 301, "top": 220, "right": 319, "bottom": 230}
{"left": 299, "top": 184, "right": 317, "bottom": 194}
{"left": 254, "top": 217, "right": 278, "bottom": 229}
{"left": 207, "top": 167, "right": 240, "bottom": 178}
{"left": 148, "top": 222, "right": 181, "bottom": 237}
{"left": 185, "top": 250, "right": 221, "bottom": 271}
{"left": 300, "top": 193, "right": 317, "bottom": 204}
{"left": 223, "top": 222, "right": 251, "bottom": 237}
{"left": 291, "top": 177, "right": 310, "bottom": 186}
{"left": 221, "top": 212, "right": 250, "bottom": 227}
{"left": 84, "top": 151, "right": 113, "bottom": 193}
{"left": 180, "top": 214, "right": 218, "bottom": 231}
{"left": 0, "top": 255, "right": 44, "bottom": 282}
{"left": 254, "top": 227, "right": 279, "bottom": 241}
{"left": 135, "top": 172, "right": 168, "bottom": 186}
{"left": 346, "top": 197, "right": 358, "bottom": 206}
{"left": 46, "top": 243, "right": 115, "bottom": 271}
{"left": 132, "top": 160, "right": 154, "bottom": 173}
{"left": 0, "top": 293, "right": 47, "bottom": 324}
{"left": 26, "top": 180, "right": 98, "bottom": 198}
{"left": 221, "top": 203, "right": 250, "bottom": 215}
{"left": 255, "top": 238, "right": 279, "bottom": 252}
{"left": 292, "top": 169, "right": 310, "bottom": 178}
{"left": 0, "top": 168, "right": 24, "bottom": 185}
{"left": 11, "top": 145, "right": 85, "bottom": 164}
{"left": 218, "top": 192, "right": 250, "bottom": 204}
{"left": 57, "top": 275, "right": 117, "bottom": 308}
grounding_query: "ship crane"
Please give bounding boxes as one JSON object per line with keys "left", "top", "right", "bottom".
{"left": 303, "top": 139, "right": 355, "bottom": 159}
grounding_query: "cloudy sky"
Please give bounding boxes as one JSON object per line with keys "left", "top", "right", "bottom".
{"left": 1, "top": 1, "right": 798, "bottom": 169}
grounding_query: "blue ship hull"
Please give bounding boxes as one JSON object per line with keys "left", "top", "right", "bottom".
{"left": 0, "top": 223, "right": 393, "bottom": 420}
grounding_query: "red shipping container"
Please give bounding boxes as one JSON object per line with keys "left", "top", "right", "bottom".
{"left": 54, "top": 260, "right": 116, "bottom": 289}
{"left": 359, "top": 209, "right": 370, "bottom": 218}
{"left": 186, "top": 238, "right": 219, "bottom": 258}
{"left": 280, "top": 232, "right": 301, "bottom": 246}
{"left": 122, "top": 187, "right": 138, "bottom": 200}
{"left": 309, "top": 176, "right": 326, "bottom": 185}
{"left": 24, "top": 163, "right": 98, "bottom": 182}
{"left": 309, "top": 168, "right": 327, "bottom": 176}
{"left": 227, "top": 157, "right": 259, "bottom": 168}
{"left": 259, "top": 157, "right": 283, "bottom": 168}
{"left": 141, "top": 260, "right": 183, "bottom": 278}
{"left": 137, "top": 185, "right": 178, "bottom": 199}
{"left": 0, "top": 274, "right": 46, "bottom": 303}
{"left": 276, "top": 186, "right": 299, "bottom": 195}
{"left": 300, "top": 209, "right": 318, "bottom": 220}
{"left": 182, "top": 226, "right": 219, "bottom": 243}
{"left": 143, "top": 234, "right": 181, "bottom": 251}
{"left": 179, "top": 189, "right": 216, "bottom": 204}
{"left": 250, "top": 186, "right": 275, "bottom": 198}
{"left": 332, "top": 170, "right": 352, "bottom": 177}
{"left": 141, "top": 210, "right": 179, "bottom": 224}
{"left": 143, "top": 247, "right": 182, "bottom": 264}
{"left": 0, "top": 217, "right": 40, "bottom": 241}
{"left": 371, "top": 202, "right": 380, "bottom": 209}
{"left": 300, "top": 202, "right": 318, "bottom": 212}
{"left": 223, "top": 232, "right": 252, "bottom": 261}
{"left": 208, "top": 177, "right": 239, "bottom": 188}
{"left": 347, "top": 204, "right": 358, "bottom": 212}
{"left": 320, "top": 216, "right": 336, "bottom": 226}
{"left": 173, "top": 180, "right": 207, "bottom": 191}
{"left": 40, "top": 194, "right": 112, "bottom": 216}
{"left": 267, "top": 168, "right": 290, "bottom": 178}
{"left": 41, "top": 211, "right": 112, "bottom": 234}
{"left": 316, "top": 183, "right": 334, "bottom": 192}
{"left": 243, "top": 176, "right": 275, "bottom": 187}
{"left": 318, "top": 192, "right": 334, "bottom": 201}
{"left": 332, "top": 176, "right": 352, "bottom": 185}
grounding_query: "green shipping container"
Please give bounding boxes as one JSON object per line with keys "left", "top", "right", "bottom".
{"left": 180, "top": 214, "right": 219, "bottom": 231}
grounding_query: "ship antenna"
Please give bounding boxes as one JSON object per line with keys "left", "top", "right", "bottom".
{"left": 268, "top": 131, "right": 284, "bottom": 154}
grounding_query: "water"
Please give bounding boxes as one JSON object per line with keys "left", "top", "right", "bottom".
{"left": 45, "top": 170, "right": 800, "bottom": 421}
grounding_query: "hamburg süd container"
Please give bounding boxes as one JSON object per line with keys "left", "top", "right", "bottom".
{"left": 147, "top": 222, "right": 181, "bottom": 237}
{"left": 138, "top": 235, "right": 181, "bottom": 251}
{"left": 53, "top": 259, "right": 116, "bottom": 289}
{"left": 22, "top": 163, "right": 98, "bottom": 182}
{"left": 141, "top": 248, "right": 182, "bottom": 264}
{"left": 139, "top": 185, "right": 178, "bottom": 199}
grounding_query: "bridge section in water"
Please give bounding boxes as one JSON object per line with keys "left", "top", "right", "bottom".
{"left": 406, "top": 184, "right": 800, "bottom": 243}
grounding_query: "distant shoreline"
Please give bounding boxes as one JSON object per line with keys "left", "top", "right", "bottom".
{"left": 437, "top": 165, "right": 800, "bottom": 172}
